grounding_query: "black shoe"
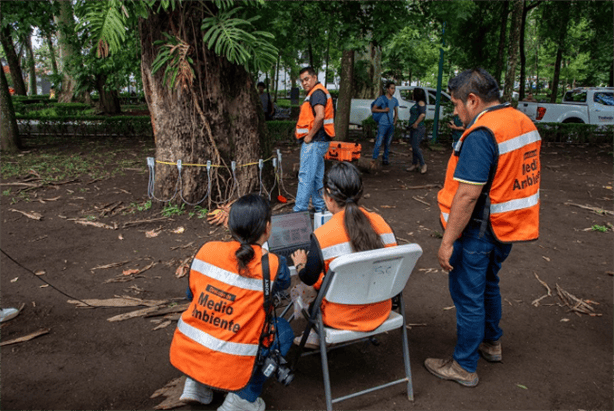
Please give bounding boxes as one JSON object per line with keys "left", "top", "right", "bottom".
{"left": 382, "top": 160, "right": 390, "bottom": 166}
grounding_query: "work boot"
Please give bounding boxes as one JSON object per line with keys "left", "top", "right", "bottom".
{"left": 420, "top": 164, "right": 428, "bottom": 174}
{"left": 424, "top": 358, "right": 479, "bottom": 387}
{"left": 406, "top": 164, "right": 418, "bottom": 172}
{"left": 217, "top": 393, "right": 265, "bottom": 411}
{"left": 180, "top": 377, "right": 213, "bottom": 405}
{"left": 479, "top": 340, "right": 502, "bottom": 362}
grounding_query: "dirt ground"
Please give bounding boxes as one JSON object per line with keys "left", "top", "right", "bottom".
{"left": 1, "top": 131, "right": 612, "bottom": 410}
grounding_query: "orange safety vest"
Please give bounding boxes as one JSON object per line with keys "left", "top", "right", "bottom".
{"left": 295, "top": 83, "right": 336, "bottom": 139}
{"left": 437, "top": 105, "right": 541, "bottom": 243}
{"left": 313, "top": 209, "right": 397, "bottom": 332}
{"left": 169, "top": 241, "right": 279, "bottom": 391}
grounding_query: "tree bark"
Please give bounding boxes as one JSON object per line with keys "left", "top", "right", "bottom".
{"left": 0, "top": 66, "right": 21, "bottom": 152}
{"left": 549, "top": 4, "right": 571, "bottom": 104}
{"left": 494, "top": 1, "right": 509, "bottom": 87}
{"left": 55, "top": 0, "right": 79, "bottom": 102}
{"left": 503, "top": 0, "right": 523, "bottom": 102}
{"left": 335, "top": 49, "right": 354, "bottom": 141}
{"left": 519, "top": 1, "right": 540, "bottom": 100}
{"left": 95, "top": 74, "right": 121, "bottom": 115}
{"left": 0, "top": 26, "right": 27, "bottom": 96}
{"left": 24, "top": 32, "right": 36, "bottom": 95}
{"left": 139, "top": 6, "right": 268, "bottom": 205}
{"left": 46, "top": 33, "right": 59, "bottom": 77}
{"left": 353, "top": 43, "right": 382, "bottom": 100}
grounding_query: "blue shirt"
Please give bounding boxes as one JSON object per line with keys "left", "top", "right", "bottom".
{"left": 373, "top": 95, "right": 399, "bottom": 125}
{"left": 453, "top": 128, "right": 496, "bottom": 185}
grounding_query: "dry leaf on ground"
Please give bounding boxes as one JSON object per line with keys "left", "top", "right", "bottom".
{"left": 171, "top": 227, "right": 185, "bottom": 234}
{"left": 151, "top": 377, "right": 186, "bottom": 410}
{"left": 146, "top": 230, "right": 161, "bottom": 238}
{"left": 68, "top": 296, "right": 168, "bottom": 308}
{"left": 9, "top": 209, "right": 43, "bottom": 220}
{"left": 0, "top": 328, "right": 50, "bottom": 347}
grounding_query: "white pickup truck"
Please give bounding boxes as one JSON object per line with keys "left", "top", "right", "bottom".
{"left": 517, "top": 87, "right": 614, "bottom": 125}
{"left": 348, "top": 86, "right": 451, "bottom": 125}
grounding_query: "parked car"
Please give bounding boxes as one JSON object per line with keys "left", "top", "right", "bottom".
{"left": 347, "top": 86, "right": 452, "bottom": 125}
{"left": 517, "top": 87, "right": 614, "bottom": 125}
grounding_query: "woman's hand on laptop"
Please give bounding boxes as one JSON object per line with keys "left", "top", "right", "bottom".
{"left": 291, "top": 249, "right": 308, "bottom": 270}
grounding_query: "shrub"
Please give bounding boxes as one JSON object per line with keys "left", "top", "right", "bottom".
{"left": 15, "top": 114, "right": 153, "bottom": 138}
{"left": 536, "top": 123, "right": 614, "bottom": 144}
{"left": 54, "top": 103, "right": 91, "bottom": 116}
{"left": 267, "top": 120, "right": 296, "bottom": 141}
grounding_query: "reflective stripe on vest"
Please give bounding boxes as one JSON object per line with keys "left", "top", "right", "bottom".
{"left": 490, "top": 191, "right": 540, "bottom": 214}
{"left": 498, "top": 130, "right": 541, "bottom": 155}
{"left": 191, "top": 258, "right": 262, "bottom": 291}
{"left": 320, "top": 233, "right": 395, "bottom": 261}
{"left": 177, "top": 317, "right": 259, "bottom": 356}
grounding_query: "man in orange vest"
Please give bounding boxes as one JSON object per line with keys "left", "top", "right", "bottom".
{"left": 294, "top": 67, "right": 335, "bottom": 213}
{"left": 425, "top": 68, "right": 541, "bottom": 387}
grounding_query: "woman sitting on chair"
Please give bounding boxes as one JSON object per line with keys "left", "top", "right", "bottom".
{"left": 292, "top": 162, "right": 397, "bottom": 345}
{"left": 170, "top": 194, "right": 292, "bottom": 411}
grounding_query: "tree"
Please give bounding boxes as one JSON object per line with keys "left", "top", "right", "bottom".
{"left": 0, "top": 25, "right": 27, "bottom": 95}
{"left": 503, "top": 0, "right": 523, "bottom": 102}
{"left": 55, "top": 0, "right": 81, "bottom": 102}
{"left": 87, "top": 0, "right": 278, "bottom": 204}
{"left": 335, "top": 49, "right": 353, "bottom": 140}
{"left": 494, "top": 1, "right": 509, "bottom": 86}
{"left": 518, "top": 0, "right": 541, "bottom": 100}
{"left": 0, "top": 63, "right": 20, "bottom": 152}
{"left": 23, "top": 30, "right": 36, "bottom": 95}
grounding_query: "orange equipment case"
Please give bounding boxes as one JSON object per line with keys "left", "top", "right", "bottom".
{"left": 324, "top": 142, "right": 362, "bottom": 162}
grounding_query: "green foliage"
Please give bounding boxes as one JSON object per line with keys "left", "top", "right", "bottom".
{"left": 16, "top": 115, "right": 153, "bottom": 139}
{"left": 162, "top": 203, "right": 186, "bottom": 217}
{"left": 81, "top": 0, "right": 127, "bottom": 58}
{"left": 188, "top": 205, "right": 208, "bottom": 219}
{"left": 535, "top": 123, "right": 614, "bottom": 144}
{"left": 591, "top": 225, "right": 609, "bottom": 233}
{"left": 266, "top": 121, "right": 295, "bottom": 141}
{"left": 151, "top": 33, "right": 195, "bottom": 90}
{"left": 54, "top": 103, "right": 91, "bottom": 116}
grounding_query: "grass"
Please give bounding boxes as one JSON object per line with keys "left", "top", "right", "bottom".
{"left": 162, "top": 203, "right": 186, "bottom": 217}
{"left": 188, "top": 205, "right": 208, "bottom": 219}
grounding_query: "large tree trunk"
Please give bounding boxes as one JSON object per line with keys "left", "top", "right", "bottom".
{"left": 46, "top": 33, "right": 59, "bottom": 77}
{"left": 353, "top": 43, "right": 382, "bottom": 99}
{"left": 139, "top": 6, "right": 268, "bottom": 205}
{"left": 0, "top": 26, "right": 27, "bottom": 96}
{"left": 95, "top": 74, "right": 121, "bottom": 115}
{"left": 494, "top": 1, "right": 509, "bottom": 86}
{"left": 0, "top": 66, "right": 20, "bottom": 152}
{"left": 503, "top": 0, "right": 523, "bottom": 102}
{"left": 24, "top": 32, "right": 36, "bottom": 95}
{"left": 519, "top": 1, "right": 540, "bottom": 101}
{"left": 335, "top": 49, "right": 354, "bottom": 141}
{"left": 55, "top": 0, "right": 79, "bottom": 102}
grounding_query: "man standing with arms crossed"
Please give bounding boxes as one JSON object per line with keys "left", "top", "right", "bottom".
{"left": 426, "top": 68, "right": 541, "bottom": 387}
{"left": 294, "top": 67, "right": 335, "bottom": 213}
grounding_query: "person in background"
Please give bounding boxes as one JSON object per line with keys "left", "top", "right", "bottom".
{"left": 257, "top": 82, "right": 275, "bottom": 121}
{"left": 370, "top": 81, "right": 399, "bottom": 167}
{"left": 291, "top": 162, "right": 397, "bottom": 348}
{"left": 447, "top": 114, "right": 465, "bottom": 148}
{"left": 427, "top": 68, "right": 541, "bottom": 387}
{"left": 524, "top": 92, "right": 537, "bottom": 102}
{"left": 294, "top": 66, "right": 335, "bottom": 213}
{"left": 406, "top": 88, "right": 428, "bottom": 174}
{"left": 170, "top": 194, "right": 292, "bottom": 411}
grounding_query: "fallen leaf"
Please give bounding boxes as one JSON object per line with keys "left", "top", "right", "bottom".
{"left": 10, "top": 277, "right": 18, "bottom": 283}
{"left": 146, "top": 230, "right": 161, "bottom": 238}
{"left": 123, "top": 269, "right": 140, "bottom": 276}
{"left": 9, "top": 209, "right": 43, "bottom": 220}
{"left": 40, "top": 284, "right": 49, "bottom": 288}
{"left": 560, "top": 318, "right": 570, "bottom": 322}
{"left": 151, "top": 377, "right": 186, "bottom": 410}
{"left": 380, "top": 205, "right": 396, "bottom": 209}
{"left": 118, "top": 234, "right": 124, "bottom": 240}
{"left": 0, "top": 328, "right": 50, "bottom": 346}
{"left": 42, "top": 196, "right": 61, "bottom": 201}
{"left": 516, "top": 384, "right": 528, "bottom": 390}
{"left": 542, "top": 256, "right": 551, "bottom": 262}
{"left": 443, "top": 305, "right": 455, "bottom": 311}
{"left": 35, "top": 270, "right": 45, "bottom": 276}
{"left": 153, "top": 320, "right": 172, "bottom": 330}
{"left": 171, "top": 227, "right": 185, "bottom": 234}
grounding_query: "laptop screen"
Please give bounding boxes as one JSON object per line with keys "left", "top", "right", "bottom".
{"left": 268, "top": 211, "right": 312, "bottom": 250}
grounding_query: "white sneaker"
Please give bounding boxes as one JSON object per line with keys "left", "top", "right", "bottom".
{"left": 0, "top": 308, "right": 19, "bottom": 323}
{"left": 217, "top": 392, "right": 265, "bottom": 411}
{"left": 179, "top": 377, "right": 213, "bottom": 405}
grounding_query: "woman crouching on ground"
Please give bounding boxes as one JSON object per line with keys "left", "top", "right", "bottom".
{"left": 170, "top": 194, "right": 292, "bottom": 411}
{"left": 291, "top": 162, "right": 398, "bottom": 347}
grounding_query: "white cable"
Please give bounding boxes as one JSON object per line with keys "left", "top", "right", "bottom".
{"left": 177, "top": 159, "right": 209, "bottom": 206}
{"left": 147, "top": 157, "right": 179, "bottom": 203}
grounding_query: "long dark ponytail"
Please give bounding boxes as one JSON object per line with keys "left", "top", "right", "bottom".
{"left": 323, "top": 162, "right": 384, "bottom": 252}
{"left": 228, "top": 194, "right": 271, "bottom": 277}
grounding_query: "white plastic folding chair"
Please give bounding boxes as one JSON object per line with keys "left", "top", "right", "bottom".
{"left": 293, "top": 243, "right": 423, "bottom": 411}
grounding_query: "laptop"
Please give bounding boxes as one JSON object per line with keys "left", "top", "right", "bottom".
{"left": 266, "top": 211, "right": 313, "bottom": 266}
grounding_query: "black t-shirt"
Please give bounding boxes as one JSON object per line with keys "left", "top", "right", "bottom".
{"left": 309, "top": 88, "right": 332, "bottom": 142}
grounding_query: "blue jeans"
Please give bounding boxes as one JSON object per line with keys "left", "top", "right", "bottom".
{"left": 235, "top": 318, "right": 294, "bottom": 402}
{"left": 448, "top": 224, "right": 512, "bottom": 372}
{"left": 294, "top": 140, "right": 330, "bottom": 212}
{"left": 372, "top": 123, "right": 395, "bottom": 162}
{"left": 410, "top": 126, "right": 425, "bottom": 166}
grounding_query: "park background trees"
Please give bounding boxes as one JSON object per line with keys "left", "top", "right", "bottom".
{"left": 1, "top": 0, "right": 612, "bottom": 193}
